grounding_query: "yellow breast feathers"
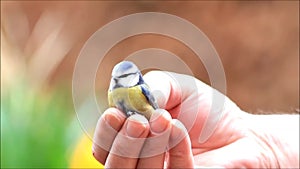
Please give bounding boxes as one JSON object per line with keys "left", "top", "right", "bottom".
{"left": 108, "top": 85, "right": 154, "bottom": 120}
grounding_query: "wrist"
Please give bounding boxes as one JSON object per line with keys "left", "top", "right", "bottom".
{"left": 248, "top": 113, "right": 299, "bottom": 168}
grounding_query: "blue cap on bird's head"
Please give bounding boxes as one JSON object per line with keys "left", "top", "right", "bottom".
{"left": 111, "top": 61, "right": 140, "bottom": 78}
{"left": 109, "top": 61, "right": 144, "bottom": 90}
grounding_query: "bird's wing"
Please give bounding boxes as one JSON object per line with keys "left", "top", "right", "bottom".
{"left": 140, "top": 84, "right": 159, "bottom": 109}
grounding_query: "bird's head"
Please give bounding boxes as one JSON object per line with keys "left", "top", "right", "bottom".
{"left": 109, "top": 61, "right": 143, "bottom": 90}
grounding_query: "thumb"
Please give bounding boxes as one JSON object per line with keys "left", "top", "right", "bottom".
{"left": 144, "top": 71, "right": 212, "bottom": 112}
{"left": 144, "top": 71, "right": 241, "bottom": 145}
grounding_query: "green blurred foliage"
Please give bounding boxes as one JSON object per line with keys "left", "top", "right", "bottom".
{"left": 1, "top": 80, "right": 77, "bottom": 168}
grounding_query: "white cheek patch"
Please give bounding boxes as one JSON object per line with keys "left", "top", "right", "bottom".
{"left": 130, "top": 75, "right": 139, "bottom": 86}
{"left": 118, "top": 78, "right": 127, "bottom": 87}
{"left": 119, "top": 74, "right": 139, "bottom": 87}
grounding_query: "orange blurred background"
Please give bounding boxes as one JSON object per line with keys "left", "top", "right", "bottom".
{"left": 2, "top": 1, "right": 298, "bottom": 112}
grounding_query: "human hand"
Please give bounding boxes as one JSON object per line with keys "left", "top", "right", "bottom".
{"left": 92, "top": 71, "right": 299, "bottom": 168}
{"left": 92, "top": 107, "right": 194, "bottom": 168}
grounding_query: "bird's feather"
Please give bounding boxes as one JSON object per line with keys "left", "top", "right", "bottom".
{"left": 140, "top": 84, "right": 159, "bottom": 109}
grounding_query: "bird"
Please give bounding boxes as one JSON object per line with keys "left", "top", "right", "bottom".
{"left": 108, "top": 61, "right": 158, "bottom": 120}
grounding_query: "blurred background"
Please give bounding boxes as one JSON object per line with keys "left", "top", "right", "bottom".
{"left": 1, "top": 1, "right": 299, "bottom": 168}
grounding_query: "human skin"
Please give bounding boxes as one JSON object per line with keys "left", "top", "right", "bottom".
{"left": 92, "top": 71, "right": 299, "bottom": 168}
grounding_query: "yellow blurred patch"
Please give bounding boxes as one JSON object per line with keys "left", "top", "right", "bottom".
{"left": 69, "top": 134, "right": 104, "bottom": 168}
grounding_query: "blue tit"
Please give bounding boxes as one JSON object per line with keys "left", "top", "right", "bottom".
{"left": 108, "top": 61, "right": 158, "bottom": 120}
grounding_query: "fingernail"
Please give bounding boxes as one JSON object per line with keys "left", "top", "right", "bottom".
{"left": 126, "top": 114, "right": 148, "bottom": 137}
{"left": 104, "top": 113, "right": 123, "bottom": 130}
{"left": 150, "top": 109, "right": 171, "bottom": 134}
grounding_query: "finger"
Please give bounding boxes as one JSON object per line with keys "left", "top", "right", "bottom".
{"left": 105, "top": 114, "right": 150, "bottom": 168}
{"left": 137, "top": 109, "right": 172, "bottom": 168}
{"left": 144, "top": 71, "right": 211, "bottom": 113}
{"left": 168, "top": 119, "right": 194, "bottom": 168}
{"left": 143, "top": 71, "right": 181, "bottom": 111}
{"left": 92, "top": 108, "right": 126, "bottom": 164}
{"left": 144, "top": 71, "right": 241, "bottom": 147}
{"left": 144, "top": 71, "right": 210, "bottom": 134}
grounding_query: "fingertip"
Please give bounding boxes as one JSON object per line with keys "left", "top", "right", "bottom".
{"left": 150, "top": 109, "right": 172, "bottom": 123}
{"left": 92, "top": 108, "right": 127, "bottom": 164}
{"left": 95, "top": 108, "right": 126, "bottom": 134}
{"left": 126, "top": 114, "right": 149, "bottom": 138}
{"left": 152, "top": 109, "right": 172, "bottom": 119}
{"left": 104, "top": 107, "right": 126, "bottom": 119}
{"left": 150, "top": 109, "right": 172, "bottom": 135}
{"left": 105, "top": 115, "right": 150, "bottom": 166}
{"left": 92, "top": 149, "right": 105, "bottom": 165}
